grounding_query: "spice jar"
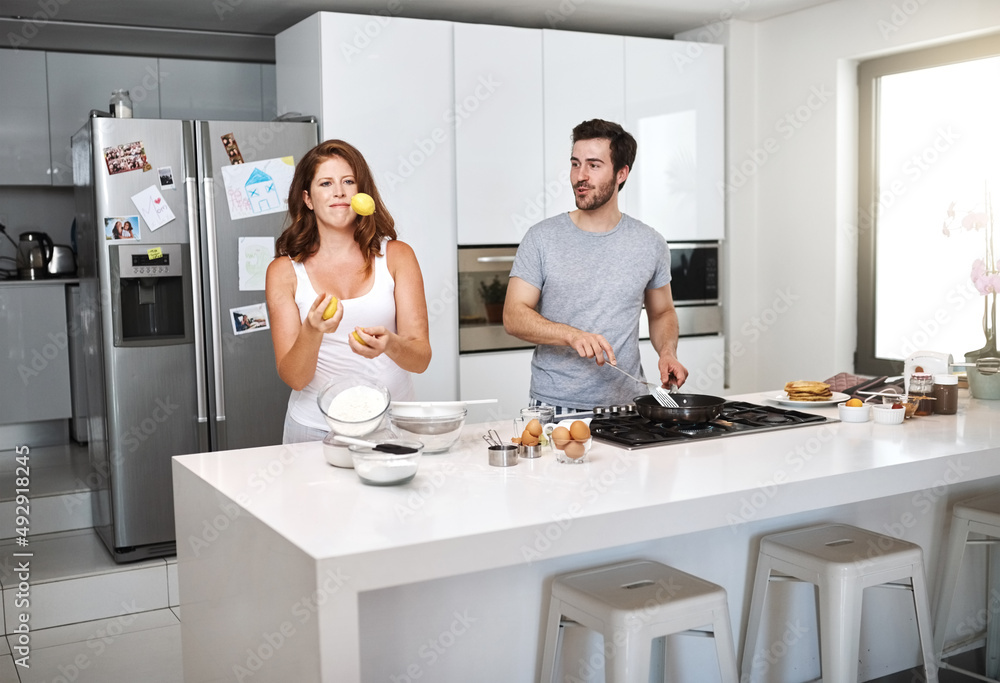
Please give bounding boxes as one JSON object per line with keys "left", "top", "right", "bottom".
{"left": 932, "top": 374, "right": 959, "bottom": 415}
{"left": 909, "top": 372, "right": 935, "bottom": 416}
{"left": 110, "top": 89, "right": 133, "bottom": 118}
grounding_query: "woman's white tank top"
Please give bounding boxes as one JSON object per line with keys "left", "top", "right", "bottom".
{"left": 286, "top": 240, "right": 414, "bottom": 430}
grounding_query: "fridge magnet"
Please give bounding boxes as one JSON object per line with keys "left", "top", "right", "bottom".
{"left": 158, "top": 166, "right": 176, "bottom": 190}
{"left": 230, "top": 302, "right": 270, "bottom": 335}
{"left": 221, "top": 156, "right": 296, "bottom": 221}
{"left": 130, "top": 185, "right": 176, "bottom": 232}
{"left": 221, "top": 133, "right": 244, "bottom": 164}
{"left": 103, "top": 141, "right": 148, "bottom": 175}
{"left": 238, "top": 236, "right": 274, "bottom": 291}
{"left": 104, "top": 215, "right": 141, "bottom": 241}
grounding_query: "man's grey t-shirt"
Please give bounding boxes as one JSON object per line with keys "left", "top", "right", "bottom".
{"left": 509, "top": 212, "right": 672, "bottom": 408}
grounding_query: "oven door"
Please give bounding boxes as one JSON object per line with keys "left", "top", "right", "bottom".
{"left": 458, "top": 246, "right": 533, "bottom": 353}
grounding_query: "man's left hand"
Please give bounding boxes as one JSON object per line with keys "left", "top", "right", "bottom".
{"left": 659, "top": 354, "right": 689, "bottom": 389}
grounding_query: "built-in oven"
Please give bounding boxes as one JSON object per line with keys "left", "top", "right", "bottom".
{"left": 458, "top": 242, "right": 722, "bottom": 354}
{"left": 458, "top": 246, "right": 530, "bottom": 353}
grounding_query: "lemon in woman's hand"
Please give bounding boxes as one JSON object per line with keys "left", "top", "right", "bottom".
{"left": 351, "top": 193, "right": 375, "bottom": 216}
{"left": 352, "top": 329, "right": 369, "bottom": 346}
{"left": 322, "top": 296, "right": 339, "bottom": 320}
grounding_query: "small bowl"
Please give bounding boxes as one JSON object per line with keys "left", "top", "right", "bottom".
{"left": 388, "top": 410, "right": 466, "bottom": 453}
{"left": 838, "top": 403, "right": 870, "bottom": 423}
{"left": 318, "top": 377, "right": 390, "bottom": 437}
{"left": 872, "top": 405, "right": 905, "bottom": 425}
{"left": 349, "top": 440, "right": 423, "bottom": 486}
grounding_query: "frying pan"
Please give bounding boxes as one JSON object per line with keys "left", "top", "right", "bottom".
{"left": 633, "top": 393, "right": 726, "bottom": 423}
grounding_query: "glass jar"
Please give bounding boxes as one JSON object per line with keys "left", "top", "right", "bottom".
{"left": 110, "top": 89, "right": 133, "bottom": 118}
{"left": 514, "top": 406, "right": 555, "bottom": 455}
{"left": 909, "top": 372, "right": 935, "bottom": 416}
{"left": 932, "top": 374, "right": 959, "bottom": 415}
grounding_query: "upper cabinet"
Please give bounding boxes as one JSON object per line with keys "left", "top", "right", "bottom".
{"left": 46, "top": 52, "right": 161, "bottom": 186}
{"left": 625, "top": 38, "right": 724, "bottom": 242}
{"left": 0, "top": 49, "right": 51, "bottom": 185}
{"left": 158, "top": 58, "right": 265, "bottom": 121}
{"left": 542, "top": 30, "right": 625, "bottom": 219}
{"left": 454, "top": 24, "right": 543, "bottom": 245}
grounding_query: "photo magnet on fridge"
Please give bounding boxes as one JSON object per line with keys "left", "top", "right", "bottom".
{"left": 104, "top": 215, "right": 141, "bottom": 241}
{"left": 103, "top": 141, "right": 148, "bottom": 175}
{"left": 158, "top": 166, "right": 176, "bottom": 190}
{"left": 231, "top": 303, "right": 270, "bottom": 335}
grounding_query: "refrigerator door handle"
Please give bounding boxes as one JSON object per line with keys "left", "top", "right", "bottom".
{"left": 203, "top": 176, "right": 228, "bottom": 450}
{"left": 186, "top": 175, "right": 210, "bottom": 453}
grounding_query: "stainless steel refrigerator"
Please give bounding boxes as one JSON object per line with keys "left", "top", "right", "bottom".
{"left": 72, "top": 116, "right": 318, "bottom": 562}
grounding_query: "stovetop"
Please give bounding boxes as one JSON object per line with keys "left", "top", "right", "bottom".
{"left": 587, "top": 400, "right": 834, "bottom": 450}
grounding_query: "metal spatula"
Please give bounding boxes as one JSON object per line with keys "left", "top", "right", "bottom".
{"left": 605, "top": 363, "right": 679, "bottom": 407}
{"left": 952, "top": 357, "right": 1000, "bottom": 375}
{"left": 331, "top": 435, "right": 419, "bottom": 454}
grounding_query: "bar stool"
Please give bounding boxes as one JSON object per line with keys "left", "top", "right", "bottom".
{"left": 539, "top": 559, "right": 739, "bottom": 682}
{"left": 741, "top": 523, "right": 938, "bottom": 683}
{"left": 933, "top": 491, "right": 1000, "bottom": 680}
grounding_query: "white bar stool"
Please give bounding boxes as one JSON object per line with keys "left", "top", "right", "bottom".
{"left": 933, "top": 491, "right": 1000, "bottom": 680}
{"left": 539, "top": 559, "right": 739, "bottom": 682}
{"left": 741, "top": 523, "right": 938, "bottom": 683}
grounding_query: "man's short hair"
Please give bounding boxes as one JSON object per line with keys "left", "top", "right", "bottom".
{"left": 572, "top": 119, "right": 637, "bottom": 191}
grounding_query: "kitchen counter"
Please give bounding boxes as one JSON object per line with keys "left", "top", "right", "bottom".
{"left": 0, "top": 277, "right": 79, "bottom": 285}
{"left": 173, "top": 392, "right": 1000, "bottom": 682}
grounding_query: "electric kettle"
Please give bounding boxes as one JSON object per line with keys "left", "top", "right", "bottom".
{"left": 16, "top": 231, "right": 53, "bottom": 280}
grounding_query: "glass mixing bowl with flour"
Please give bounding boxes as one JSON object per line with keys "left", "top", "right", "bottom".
{"left": 318, "top": 377, "right": 391, "bottom": 437}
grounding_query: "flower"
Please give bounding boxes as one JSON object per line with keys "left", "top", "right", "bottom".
{"left": 944, "top": 182, "right": 998, "bottom": 352}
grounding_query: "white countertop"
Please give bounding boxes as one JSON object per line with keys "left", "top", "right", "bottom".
{"left": 173, "top": 391, "right": 1000, "bottom": 588}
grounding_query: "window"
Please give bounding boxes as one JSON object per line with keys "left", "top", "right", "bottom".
{"left": 856, "top": 35, "right": 1000, "bottom": 375}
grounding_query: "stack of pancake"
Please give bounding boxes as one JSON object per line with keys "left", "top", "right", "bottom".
{"left": 784, "top": 380, "right": 833, "bottom": 401}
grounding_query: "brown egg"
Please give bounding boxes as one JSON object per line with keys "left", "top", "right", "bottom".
{"left": 551, "top": 426, "right": 571, "bottom": 449}
{"left": 521, "top": 430, "right": 538, "bottom": 446}
{"left": 563, "top": 440, "right": 586, "bottom": 459}
{"left": 569, "top": 420, "right": 591, "bottom": 441}
{"left": 526, "top": 419, "right": 543, "bottom": 437}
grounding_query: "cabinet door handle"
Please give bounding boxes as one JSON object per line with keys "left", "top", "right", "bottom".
{"left": 476, "top": 256, "right": 516, "bottom": 263}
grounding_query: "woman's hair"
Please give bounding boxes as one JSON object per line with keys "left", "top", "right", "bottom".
{"left": 276, "top": 139, "right": 395, "bottom": 277}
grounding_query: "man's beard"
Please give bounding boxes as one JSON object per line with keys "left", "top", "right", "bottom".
{"left": 574, "top": 176, "right": 616, "bottom": 210}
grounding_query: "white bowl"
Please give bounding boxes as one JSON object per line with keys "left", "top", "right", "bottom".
{"left": 317, "top": 377, "right": 390, "bottom": 437}
{"left": 349, "top": 440, "right": 423, "bottom": 486}
{"left": 388, "top": 401, "right": 472, "bottom": 418}
{"left": 838, "top": 403, "right": 870, "bottom": 423}
{"left": 872, "top": 405, "right": 905, "bottom": 425}
{"left": 388, "top": 410, "right": 466, "bottom": 453}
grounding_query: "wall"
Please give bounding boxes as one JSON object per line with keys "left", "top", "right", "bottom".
{"left": 692, "top": 1, "right": 1000, "bottom": 394}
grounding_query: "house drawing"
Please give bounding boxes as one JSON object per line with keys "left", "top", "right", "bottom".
{"left": 244, "top": 167, "right": 280, "bottom": 213}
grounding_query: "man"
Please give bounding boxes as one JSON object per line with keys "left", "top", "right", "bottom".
{"left": 503, "top": 119, "right": 688, "bottom": 413}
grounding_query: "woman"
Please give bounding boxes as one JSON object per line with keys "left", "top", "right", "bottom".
{"left": 265, "top": 140, "right": 431, "bottom": 444}
{"left": 111, "top": 220, "right": 123, "bottom": 240}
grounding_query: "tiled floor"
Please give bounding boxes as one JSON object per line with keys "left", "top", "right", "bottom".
{"left": 2, "top": 607, "right": 182, "bottom": 683}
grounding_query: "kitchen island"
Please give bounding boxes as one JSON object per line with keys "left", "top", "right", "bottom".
{"left": 172, "top": 392, "right": 1000, "bottom": 682}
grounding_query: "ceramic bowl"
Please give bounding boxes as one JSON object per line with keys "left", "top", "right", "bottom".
{"left": 838, "top": 403, "right": 870, "bottom": 423}
{"left": 388, "top": 409, "right": 466, "bottom": 453}
{"left": 872, "top": 405, "right": 905, "bottom": 425}
{"left": 349, "top": 440, "right": 424, "bottom": 486}
{"left": 317, "top": 377, "right": 390, "bottom": 437}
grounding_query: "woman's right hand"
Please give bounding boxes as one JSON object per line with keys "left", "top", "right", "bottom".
{"left": 305, "top": 293, "right": 343, "bottom": 333}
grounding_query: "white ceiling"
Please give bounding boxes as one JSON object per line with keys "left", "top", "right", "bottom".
{"left": 2, "top": 0, "right": 838, "bottom": 39}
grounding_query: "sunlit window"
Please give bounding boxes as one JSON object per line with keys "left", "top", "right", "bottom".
{"left": 857, "top": 38, "right": 1000, "bottom": 374}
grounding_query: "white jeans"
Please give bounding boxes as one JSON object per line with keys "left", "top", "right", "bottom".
{"left": 282, "top": 412, "right": 329, "bottom": 444}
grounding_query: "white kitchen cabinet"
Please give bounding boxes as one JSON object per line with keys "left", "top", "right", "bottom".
{"left": 460, "top": 349, "right": 534, "bottom": 422}
{"left": 276, "top": 13, "right": 459, "bottom": 402}
{"left": 0, "top": 283, "right": 72, "bottom": 424}
{"left": 454, "top": 24, "right": 543, "bottom": 245}
{"left": 0, "top": 49, "right": 51, "bottom": 185}
{"left": 625, "top": 38, "right": 724, "bottom": 241}
{"left": 46, "top": 52, "right": 161, "bottom": 186}
{"left": 158, "top": 58, "right": 264, "bottom": 121}
{"left": 542, "top": 30, "right": 625, "bottom": 218}
{"left": 640, "top": 336, "right": 725, "bottom": 396}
